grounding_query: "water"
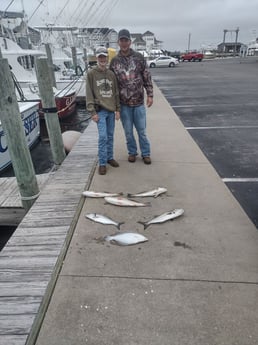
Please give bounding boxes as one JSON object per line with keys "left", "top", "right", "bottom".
{"left": 0, "top": 105, "right": 90, "bottom": 250}
{"left": 0, "top": 226, "right": 16, "bottom": 250}
{"left": 0, "top": 105, "right": 90, "bottom": 177}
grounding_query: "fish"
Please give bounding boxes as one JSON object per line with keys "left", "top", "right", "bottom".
{"left": 103, "top": 232, "right": 148, "bottom": 246}
{"left": 85, "top": 213, "right": 124, "bottom": 230}
{"left": 127, "top": 187, "right": 167, "bottom": 198}
{"left": 104, "top": 196, "right": 151, "bottom": 207}
{"left": 82, "top": 191, "right": 123, "bottom": 198}
{"left": 138, "top": 208, "right": 184, "bottom": 229}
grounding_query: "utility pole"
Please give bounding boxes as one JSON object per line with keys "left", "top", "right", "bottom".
{"left": 187, "top": 33, "right": 191, "bottom": 52}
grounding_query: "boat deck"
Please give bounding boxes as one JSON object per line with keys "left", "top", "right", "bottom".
{"left": 0, "top": 121, "right": 98, "bottom": 345}
{"left": 0, "top": 174, "right": 52, "bottom": 226}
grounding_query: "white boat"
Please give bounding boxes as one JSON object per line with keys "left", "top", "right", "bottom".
{"left": 0, "top": 37, "right": 78, "bottom": 118}
{"left": 0, "top": 101, "right": 40, "bottom": 172}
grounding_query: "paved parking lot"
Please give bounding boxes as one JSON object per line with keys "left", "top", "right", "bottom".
{"left": 150, "top": 57, "right": 258, "bottom": 227}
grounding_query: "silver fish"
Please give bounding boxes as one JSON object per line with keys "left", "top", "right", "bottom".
{"left": 104, "top": 232, "right": 148, "bottom": 246}
{"left": 85, "top": 213, "right": 124, "bottom": 230}
{"left": 127, "top": 187, "right": 167, "bottom": 198}
{"left": 82, "top": 191, "right": 123, "bottom": 198}
{"left": 138, "top": 208, "right": 184, "bottom": 229}
{"left": 104, "top": 196, "right": 151, "bottom": 207}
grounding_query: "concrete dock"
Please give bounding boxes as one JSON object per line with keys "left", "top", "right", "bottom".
{"left": 1, "top": 83, "right": 258, "bottom": 345}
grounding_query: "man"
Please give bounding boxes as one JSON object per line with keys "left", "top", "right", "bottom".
{"left": 110, "top": 29, "right": 153, "bottom": 165}
{"left": 86, "top": 46, "right": 120, "bottom": 175}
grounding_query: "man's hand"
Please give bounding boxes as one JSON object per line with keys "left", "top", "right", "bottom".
{"left": 146, "top": 96, "right": 153, "bottom": 108}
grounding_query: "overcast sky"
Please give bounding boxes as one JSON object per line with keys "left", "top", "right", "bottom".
{"left": 1, "top": 0, "right": 258, "bottom": 51}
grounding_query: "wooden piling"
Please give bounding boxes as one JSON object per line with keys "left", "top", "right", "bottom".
{"left": 0, "top": 58, "right": 39, "bottom": 211}
{"left": 83, "top": 48, "right": 88, "bottom": 71}
{"left": 71, "top": 46, "right": 77, "bottom": 70}
{"left": 44, "top": 43, "right": 57, "bottom": 88}
{"left": 35, "top": 57, "right": 66, "bottom": 166}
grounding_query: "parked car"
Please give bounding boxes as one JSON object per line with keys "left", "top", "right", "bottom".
{"left": 147, "top": 55, "right": 179, "bottom": 68}
{"left": 181, "top": 52, "right": 204, "bottom": 62}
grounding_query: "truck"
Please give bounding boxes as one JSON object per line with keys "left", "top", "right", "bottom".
{"left": 181, "top": 52, "right": 204, "bottom": 62}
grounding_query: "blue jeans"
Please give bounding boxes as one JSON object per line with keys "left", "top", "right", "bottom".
{"left": 120, "top": 104, "right": 150, "bottom": 157}
{"left": 96, "top": 109, "right": 115, "bottom": 166}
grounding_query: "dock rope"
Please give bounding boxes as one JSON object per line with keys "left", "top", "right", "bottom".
{"left": 20, "top": 191, "right": 41, "bottom": 201}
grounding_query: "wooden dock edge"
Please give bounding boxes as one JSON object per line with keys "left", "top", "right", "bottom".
{"left": 26, "top": 161, "right": 97, "bottom": 345}
{"left": 0, "top": 120, "right": 98, "bottom": 345}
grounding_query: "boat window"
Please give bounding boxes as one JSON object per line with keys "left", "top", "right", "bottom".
{"left": 17, "top": 55, "right": 35, "bottom": 70}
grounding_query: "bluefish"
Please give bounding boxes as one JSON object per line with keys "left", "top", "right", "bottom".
{"left": 82, "top": 191, "right": 123, "bottom": 198}
{"left": 85, "top": 213, "right": 124, "bottom": 230}
{"left": 104, "top": 196, "right": 151, "bottom": 207}
{"left": 138, "top": 208, "right": 184, "bottom": 229}
{"left": 127, "top": 187, "right": 167, "bottom": 198}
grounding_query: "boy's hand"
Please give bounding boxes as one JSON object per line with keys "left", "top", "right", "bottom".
{"left": 115, "top": 111, "right": 120, "bottom": 120}
{"left": 91, "top": 114, "right": 99, "bottom": 122}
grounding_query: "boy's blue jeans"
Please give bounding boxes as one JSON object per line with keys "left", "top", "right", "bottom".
{"left": 120, "top": 104, "right": 150, "bottom": 157}
{"left": 97, "top": 109, "right": 115, "bottom": 166}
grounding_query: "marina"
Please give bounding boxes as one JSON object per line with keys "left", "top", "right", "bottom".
{"left": 1, "top": 1, "right": 258, "bottom": 344}
{"left": 1, "top": 80, "right": 257, "bottom": 345}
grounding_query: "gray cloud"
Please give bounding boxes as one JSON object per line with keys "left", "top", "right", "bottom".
{"left": 1, "top": 0, "right": 257, "bottom": 51}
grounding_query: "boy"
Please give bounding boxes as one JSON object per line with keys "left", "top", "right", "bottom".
{"left": 86, "top": 46, "right": 120, "bottom": 175}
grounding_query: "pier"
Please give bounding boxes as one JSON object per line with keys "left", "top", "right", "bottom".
{"left": 1, "top": 83, "right": 258, "bottom": 345}
{"left": 0, "top": 120, "right": 98, "bottom": 344}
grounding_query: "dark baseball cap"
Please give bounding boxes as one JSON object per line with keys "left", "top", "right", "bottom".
{"left": 118, "top": 29, "right": 131, "bottom": 40}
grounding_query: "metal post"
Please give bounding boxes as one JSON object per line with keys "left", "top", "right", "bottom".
{"left": 0, "top": 58, "right": 39, "bottom": 210}
{"left": 44, "top": 43, "right": 57, "bottom": 88}
{"left": 223, "top": 30, "right": 227, "bottom": 43}
{"left": 35, "top": 57, "right": 66, "bottom": 166}
{"left": 235, "top": 27, "right": 239, "bottom": 56}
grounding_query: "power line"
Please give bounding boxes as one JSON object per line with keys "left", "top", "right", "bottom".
{"left": 3, "top": 0, "right": 15, "bottom": 12}
{"left": 54, "top": 0, "right": 72, "bottom": 25}
{"left": 28, "top": 0, "right": 45, "bottom": 23}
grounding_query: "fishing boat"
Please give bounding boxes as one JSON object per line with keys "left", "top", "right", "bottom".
{"left": 0, "top": 101, "right": 40, "bottom": 172}
{"left": 0, "top": 36, "right": 77, "bottom": 119}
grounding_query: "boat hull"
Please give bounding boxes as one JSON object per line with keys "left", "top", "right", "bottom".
{"left": 38, "top": 90, "right": 77, "bottom": 119}
{"left": 0, "top": 102, "right": 40, "bottom": 172}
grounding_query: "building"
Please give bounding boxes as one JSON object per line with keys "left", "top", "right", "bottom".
{"left": 77, "top": 28, "right": 163, "bottom": 53}
{"left": 131, "top": 31, "right": 163, "bottom": 52}
{"left": 217, "top": 42, "right": 243, "bottom": 54}
{"left": 246, "top": 38, "right": 258, "bottom": 56}
{"left": 77, "top": 27, "right": 117, "bottom": 51}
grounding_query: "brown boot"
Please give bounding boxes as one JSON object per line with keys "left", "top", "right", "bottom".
{"left": 143, "top": 156, "right": 151, "bottom": 165}
{"left": 107, "top": 159, "right": 119, "bottom": 167}
{"left": 128, "top": 155, "right": 136, "bottom": 163}
{"left": 98, "top": 166, "right": 106, "bottom": 175}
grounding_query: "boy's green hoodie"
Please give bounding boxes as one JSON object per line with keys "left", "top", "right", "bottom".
{"left": 86, "top": 65, "right": 120, "bottom": 116}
